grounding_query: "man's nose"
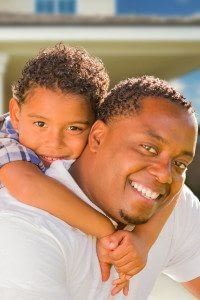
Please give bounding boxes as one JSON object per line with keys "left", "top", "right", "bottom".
{"left": 148, "top": 159, "right": 173, "bottom": 184}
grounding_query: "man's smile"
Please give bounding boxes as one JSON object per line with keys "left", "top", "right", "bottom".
{"left": 129, "top": 180, "right": 165, "bottom": 201}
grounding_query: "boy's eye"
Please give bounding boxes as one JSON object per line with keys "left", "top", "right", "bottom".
{"left": 67, "top": 125, "right": 82, "bottom": 132}
{"left": 34, "top": 121, "right": 47, "bottom": 128}
{"left": 142, "top": 144, "right": 157, "bottom": 155}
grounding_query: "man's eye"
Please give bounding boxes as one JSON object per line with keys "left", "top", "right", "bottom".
{"left": 142, "top": 144, "right": 157, "bottom": 154}
{"left": 34, "top": 121, "right": 47, "bottom": 128}
{"left": 174, "top": 161, "right": 188, "bottom": 170}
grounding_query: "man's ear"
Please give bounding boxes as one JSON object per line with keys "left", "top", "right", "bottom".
{"left": 88, "top": 120, "right": 108, "bottom": 153}
{"left": 9, "top": 98, "right": 21, "bottom": 131}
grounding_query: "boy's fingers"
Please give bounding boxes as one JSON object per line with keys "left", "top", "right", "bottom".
{"left": 99, "top": 236, "right": 119, "bottom": 251}
{"left": 123, "top": 283, "right": 129, "bottom": 296}
{"left": 111, "top": 281, "right": 129, "bottom": 296}
{"left": 99, "top": 261, "right": 111, "bottom": 282}
{"left": 111, "top": 285, "right": 123, "bottom": 296}
{"left": 112, "top": 274, "right": 127, "bottom": 286}
{"left": 106, "top": 230, "right": 126, "bottom": 251}
{"left": 109, "top": 245, "right": 137, "bottom": 261}
{"left": 115, "top": 261, "right": 144, "bottom": 275}
{"left": 111, "top": 252, "right": 134, "bottom": 265}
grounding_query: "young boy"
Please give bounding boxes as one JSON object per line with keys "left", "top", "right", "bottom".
{"left": 0, "top": 44, "right": 177, "bottom": 296}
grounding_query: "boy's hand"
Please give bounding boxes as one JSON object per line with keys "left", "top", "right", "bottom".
{"left": 108, "top": 230, "right": 148, "bottom": 277}
{"left": 96, "top": 236, "right": 130, "bottom": 296}
{"left": 97, "top": 230, "right": 148, "bottom": 278}
{"left": 97, "top": 229, "right": 149, "bottom": 296}
{"left": 96, "top": 233, "right": 119, "bottom": 281}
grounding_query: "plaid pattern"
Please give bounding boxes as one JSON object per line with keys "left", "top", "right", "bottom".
{"left": 0, "top": 113, "right": 45, "bottom": 187}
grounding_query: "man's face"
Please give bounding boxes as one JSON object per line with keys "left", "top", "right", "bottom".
{"left": 10, "top": 87, "right": 94, "bottom": 167}
{"left": 86, "top": 97, "right": 197, "bottom": 225}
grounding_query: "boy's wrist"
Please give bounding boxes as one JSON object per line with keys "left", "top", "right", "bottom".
{"left": 97, "top": 220, "right": 116, "bottom": 238}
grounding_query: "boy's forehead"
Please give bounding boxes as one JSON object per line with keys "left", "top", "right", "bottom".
{"left": 24, "top": 87, "right": 86, "bottom": 105}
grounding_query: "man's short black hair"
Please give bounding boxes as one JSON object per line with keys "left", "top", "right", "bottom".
{"left": 98, "top": 75, "right": 194, "bottom": 122}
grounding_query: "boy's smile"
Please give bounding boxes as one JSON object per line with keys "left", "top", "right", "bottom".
{"left": 9, "top": 87, "right": 95, "bottom": 167}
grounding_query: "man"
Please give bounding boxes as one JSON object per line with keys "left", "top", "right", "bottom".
{"left": 0, "top": 75, "right": 199, "bottom": 299}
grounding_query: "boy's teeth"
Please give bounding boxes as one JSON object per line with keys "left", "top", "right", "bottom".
{"left": 130, "top": 181, "right": 159, "bottom": 200}
{"left": 42, "top": 156, "right": 60, "bottom": 161}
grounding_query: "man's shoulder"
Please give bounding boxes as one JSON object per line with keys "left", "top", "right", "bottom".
{"left": 0, "top": 187, "right": 89, "bottom": 247}
{"left": 159, "top": 185, "right": 200, "bottom": 238}
{"left": 175, "top": 184, "right": 200, "bottom": 212}
{"left": 164, "top": 184, "right": 200, "bottom": 242}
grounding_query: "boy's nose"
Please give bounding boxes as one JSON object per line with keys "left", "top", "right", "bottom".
{"left": 46, "top": 130, "right": 65, "bottom": 148}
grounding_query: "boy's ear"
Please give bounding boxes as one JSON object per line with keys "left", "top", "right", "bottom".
{"left": 88, "top": 120, "right": 108, "bottom": 153}
{"left": 9, "top": 98, "right": 21, "bottom": 131}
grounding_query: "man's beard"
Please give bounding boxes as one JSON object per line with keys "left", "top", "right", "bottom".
{"left": 119, "top": 210, "right": 149, "bottom": 225}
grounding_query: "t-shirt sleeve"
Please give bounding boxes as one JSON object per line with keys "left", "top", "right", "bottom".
{"left": 0, "top": 114, "right": 45, "bottom": 172}
{"left": 163, "top": 186, "right": 200, "bottom": 282}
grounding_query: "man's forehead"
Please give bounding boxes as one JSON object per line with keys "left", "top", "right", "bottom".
{"left": 108, "top": 103, "right": 197, "bottom": 150}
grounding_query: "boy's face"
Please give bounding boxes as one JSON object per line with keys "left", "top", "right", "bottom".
{"left": 10, "top": 87, "right": 95, "bottom": 167}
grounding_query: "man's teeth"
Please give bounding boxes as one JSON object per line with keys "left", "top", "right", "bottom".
{"left": 130, "top": 182, "right": 160, "bottom": 200}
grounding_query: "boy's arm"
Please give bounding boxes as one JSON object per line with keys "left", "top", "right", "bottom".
{"left": 0, "top": 161, "right": 115, "bottom": 238}
{"left": 0, "top": 116, "right": 115, "bottom": 237}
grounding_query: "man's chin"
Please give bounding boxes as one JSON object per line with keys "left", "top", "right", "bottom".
{"left": 119, "top": 210, "right": 150, "bottom": 225}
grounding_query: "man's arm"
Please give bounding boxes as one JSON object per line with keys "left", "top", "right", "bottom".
{"left": 162, "top": 186, "right": 200, "bottom": 297}
{"left": 182, "top": 277, "right": 200, "bottom": 299}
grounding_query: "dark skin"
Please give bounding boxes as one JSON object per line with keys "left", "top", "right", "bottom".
{"left": 70, "top": 97, "right": 199, "bottom": 297}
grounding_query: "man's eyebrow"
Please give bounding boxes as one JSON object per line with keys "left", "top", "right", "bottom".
{"left": 146, "top": 130, "right": 194, "bottom": 158}
{"left": 146, "top": 130, "right": 166, "bottom": 143}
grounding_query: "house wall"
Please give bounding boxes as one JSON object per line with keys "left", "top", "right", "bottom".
{"left": 0, "top": 0, "right": 34, "bottom": 13}
{"left": 0, "top": 0, "right": 115, "bottom": 15}
{"left": 77, "top": 0, "right": 114, "bottom": 16}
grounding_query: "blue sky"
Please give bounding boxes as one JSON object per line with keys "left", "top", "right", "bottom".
{"left": 170, "top": 70, "right": 200, "bottom": 122}
{"left": 116, "top": 0, "right": 200, "bottom": 16}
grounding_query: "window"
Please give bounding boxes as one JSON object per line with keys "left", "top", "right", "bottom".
{"left": 58, "top": 0, "right": 76, "bottom": 14}
{"left": 35, "top": 0, "right": 76, "bottom": 14}
{"left": 35, "top": 0, "right": 55, "bottom": 14}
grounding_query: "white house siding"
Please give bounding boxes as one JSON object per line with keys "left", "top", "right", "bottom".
{"left": 77, "top": 0, "right": 114, "bottom": 16}
{"left": 0, "top": 0, "right": 115, "bottom": 15}
{"left": 0, "top": 0, "right": 34, "bottom": 13}
{"left": 0, "top": 52, "right": 9, "bottom": 114}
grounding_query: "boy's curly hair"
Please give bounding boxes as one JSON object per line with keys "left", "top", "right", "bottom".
{"left": 12, "top": 43, "right": 109, "bottom": 115}
{"left": 98, "top": 75, "right": 194, "bottom": 122}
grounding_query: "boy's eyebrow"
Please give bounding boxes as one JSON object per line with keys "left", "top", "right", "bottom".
{"left": 28, "top": 114, "right": 91, "bottom": 125}
{"left": 69, "top": 120, "right": 92, "bottom": 125}
{"left": 146, "top": 130, "right": 194, "bottom": 159}
{"left": 28, "top": 114, "right": 48, "bottom": 119}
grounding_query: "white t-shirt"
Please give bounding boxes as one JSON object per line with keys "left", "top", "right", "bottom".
{"left": 0, "top": 160, "right": 199, "bottom": 300}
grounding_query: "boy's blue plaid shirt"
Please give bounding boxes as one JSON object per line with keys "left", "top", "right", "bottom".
{"left": 0, "top": 113, "right": 46, "bottom": 187}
